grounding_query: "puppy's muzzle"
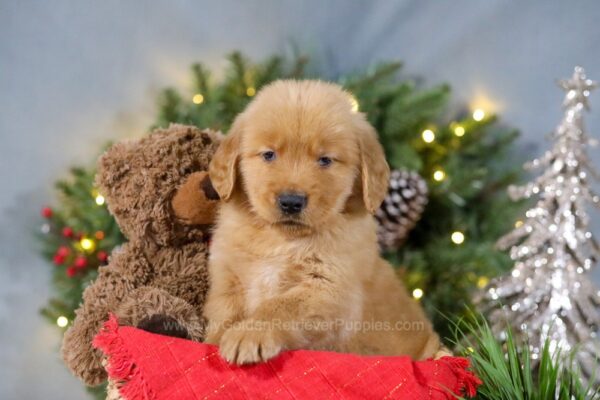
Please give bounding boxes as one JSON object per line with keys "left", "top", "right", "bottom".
{"left": 277, "top": 193, "right": 307, "bottom": 215}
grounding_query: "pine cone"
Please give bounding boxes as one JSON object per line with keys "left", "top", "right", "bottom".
{"left": 375, "top": 169, "right": 428, "bottom": 251}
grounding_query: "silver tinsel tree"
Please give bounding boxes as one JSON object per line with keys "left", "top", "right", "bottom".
{"left": 484, "top": 66, "right": 600, "bottom": 381}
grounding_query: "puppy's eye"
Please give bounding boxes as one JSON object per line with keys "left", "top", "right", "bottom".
{"left": 261, "top": 151, "right": 276, "bottom": 162}
{"left": 318, "top": 156, "right": 333, "bottom": 167}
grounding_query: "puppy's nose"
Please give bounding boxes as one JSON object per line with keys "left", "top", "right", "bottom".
{"left": 277, "top": 193, "right": 307, "bottom": 215}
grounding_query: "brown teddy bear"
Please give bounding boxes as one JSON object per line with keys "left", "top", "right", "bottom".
{"left": 61, "top": 124, "right": 221, "bottom": 386}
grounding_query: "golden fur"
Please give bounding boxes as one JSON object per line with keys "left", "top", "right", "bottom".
{"left": 204, "top": 80, "right": 442, "bottom": 364}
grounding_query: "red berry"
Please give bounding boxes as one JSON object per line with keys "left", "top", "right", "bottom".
{"left": 74, "top": 256, "right": 87, "bottom": 269}
{"left": 41, "top": 207, "right": 53, "bottom": 218}
{"left": 66, "top": 266, "right": 77, "bottom": 277}
{"left": 62, "top": 227, "right": 74, "bottom": 238}
{"left": 97, "top": 251, "right": 108, "bottom": 263}
{"left": 56, "top": 246, "right": 70, "bottom": 257}
{"left": 53, "top": 254, "right": 65, "bottom": 265}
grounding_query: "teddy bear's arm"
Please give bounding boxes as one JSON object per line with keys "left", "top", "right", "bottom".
{"left": 114, "top": 286, "right": 205, "bottom": 341}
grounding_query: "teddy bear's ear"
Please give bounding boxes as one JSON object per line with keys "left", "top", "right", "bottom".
{"left": 94, "top": 140, "right": 145, "bottom": 243}
{"left": 95, "top": 141, "right": 136, "bottom": 196}
{"left": 171, "top": 171, "right": 220, "bottom": 225}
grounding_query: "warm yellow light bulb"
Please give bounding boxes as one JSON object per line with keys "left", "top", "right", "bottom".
{"left": 349, "top": 95, "right": 359, "bottom": 112}
{"left": 454, "top": 125, "right": 465, "bottom": 137}
{"left": 80, "top": 238, "right": 95, "bottom": 251}
{"left": 412, "top": 288, "right": 424, "bottom": 299}
{"left": 246, "top": 87, "right": 256, "bottom": 97}
{"left": 192, "top": 94, "right": 204, "bottom": 104}
{"left": 472, "top": 109, "right": 485, "bottom": 121}
{"left": 95, "top": 195, "right": 105, "bottom": 206}
{"left": 451, "top": 231, "right": 465, "bottom": 244}
{"left": 422, "top": 129, "right": 435, "bottom": 143}
{"left": 477, "top": 276, "right": 489, "bottom": 288}
{"left": 515, "top": 220, "right": 524, "bottom": 228}
{"left": 57, "top": 316, "right": 69, "bottom": 328}
{"left": 433, "top": 169, "right": 446, "bottom": 182}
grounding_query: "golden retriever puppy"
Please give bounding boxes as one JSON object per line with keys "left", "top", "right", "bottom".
{"left": 204, "top": 80, "right": 442, "bottom": 365}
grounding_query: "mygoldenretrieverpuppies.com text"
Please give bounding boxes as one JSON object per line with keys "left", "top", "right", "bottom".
{"left": 163, "top": 318, "right": 426, "bottom": 334}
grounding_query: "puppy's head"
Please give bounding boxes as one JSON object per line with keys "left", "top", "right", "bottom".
{"left": 209, "top": 80, "right": 389, "bottom": 234}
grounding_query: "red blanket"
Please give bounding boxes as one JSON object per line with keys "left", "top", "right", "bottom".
{"left": 94, "top": 316, "right": 480, "bottom": 400}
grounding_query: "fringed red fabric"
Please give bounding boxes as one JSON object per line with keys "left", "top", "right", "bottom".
{"left": 94, "top": 316, "right": 481, "bottom": 400}
{"left": 92, "top": 315, "right": 155, "bottom": 400}
{"left": 437, "top": 356, "right": 482, "bottom": 397}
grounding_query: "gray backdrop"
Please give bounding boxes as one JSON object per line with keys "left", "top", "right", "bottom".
{"left": 2, "top": 1, "right": 600, "bottom": 398}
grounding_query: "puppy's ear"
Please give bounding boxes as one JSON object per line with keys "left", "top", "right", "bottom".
{"left": 357, "top": 121, "right": 390, "bottom": 213}
{"left": 209, "top": 119, "right": 242, "bottom": 201}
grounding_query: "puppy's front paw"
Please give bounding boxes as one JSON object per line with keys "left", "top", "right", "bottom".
{"left": 219, "top": 320, "right": 283, "bottom": 365}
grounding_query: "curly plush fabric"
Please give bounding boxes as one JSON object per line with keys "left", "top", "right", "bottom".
{"left": 96, "top": 124, "right": 220, "bottom": 247}
{"left": 94, "top": 316, "right": 481, "bottom": 400}
{"left": 62, "top": 125, "right": 220, "bottom": 386}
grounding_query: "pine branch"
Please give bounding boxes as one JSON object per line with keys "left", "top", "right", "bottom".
{"left": 451, "top": 316, "right": 599, "bottom": 400}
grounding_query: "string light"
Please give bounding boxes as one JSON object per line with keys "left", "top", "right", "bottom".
{"left": 246, "top": 87, "right": 256, "bottom": 97}
{"left": 57, "top": 316, "right": 69, "bottom": 328}
{"left": 472, "top": 108, "right": 486, "bottom": 121}
{"left": 421, "top": 129, "right": 435, "bottom": 143}
{"left": 451, "top": 231, "right": 465, "bottom": 244}
{"left": 192, "top": 94, "right": 204, "bottom": 104}
{"left": 95, "top": 194, "right": 105, "bottom": 206}
{"left": 454, "top": 125, "right": 465, "bottom": 137}
{"left": 80, "top": 237, "right": 95, "bottom": 252}
{"left": 412, "top": 288, "right": 424, "bottom": 299}
{"left": 515, "top": 220, "right": 524, "bottom": 228}
{"left": 94, "top": 230, "right": 105, "bottom": 240}
{"left": 349, "top": 95, "right": 359, "bottom": 112}
{"left": 477, "top": 276, "right": 490, "bottom": 288}
{"left": 433, "top": 169, "right": 446, "bottom": 182}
